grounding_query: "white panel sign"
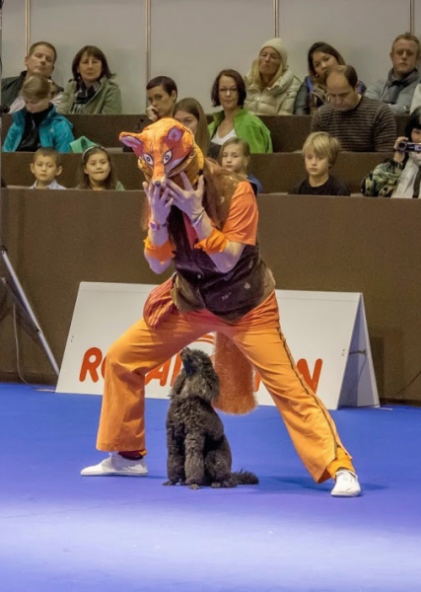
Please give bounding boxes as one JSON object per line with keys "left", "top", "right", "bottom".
{"left": 56, "top": 283, "right": 379, "bottom": 410}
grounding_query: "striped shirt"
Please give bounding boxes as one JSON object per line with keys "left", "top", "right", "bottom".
{"left": 30, "top": 179, "right": 66, "bottom": 190}
{"left": 311, "top": 96, "right": 396, "bottom": 152}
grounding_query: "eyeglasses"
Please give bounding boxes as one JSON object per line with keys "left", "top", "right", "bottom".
{"left": 219, "top": 87, "right": 238, "bottom": 94}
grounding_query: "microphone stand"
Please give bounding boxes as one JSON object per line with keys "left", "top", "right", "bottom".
{"left": 0, "top": 9, "right": 59, "bottom": 376}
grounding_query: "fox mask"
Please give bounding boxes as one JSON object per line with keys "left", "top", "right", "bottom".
{"left": 119, "top": 118, "right": 204, "bottom": 187}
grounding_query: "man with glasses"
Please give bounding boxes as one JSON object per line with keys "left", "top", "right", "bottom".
{"left": 311, "top": 65, "right": 396, "bottom": 152}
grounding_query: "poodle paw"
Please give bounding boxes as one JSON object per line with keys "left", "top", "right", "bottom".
{"left": 189, "top": 483, "right": 200, "bottom": 490}
{"left": 163, "top": 480, "right": 176, "bottom": 486}
{"left": 211, "top": 482, "right": 222, "bottom": 488}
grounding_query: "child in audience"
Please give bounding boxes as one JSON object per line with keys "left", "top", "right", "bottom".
{"left": 361, "top": 106, "right": 421, "bottom": 198}
{"left": 219, "top": 138, "right": 263, "bottom": 194}
{"left": 289, "top": 132, "right": 350, "bottom": 196}
{"left": 3, "top": 74, "right": 74, "bottom": 153}
{"left": 29, "top": 147, "right": 66, "bottom": 189}
{"left": 77, "top": 146, "right": 124, "bottom": 190}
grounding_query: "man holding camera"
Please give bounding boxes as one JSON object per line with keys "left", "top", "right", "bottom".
{"left": 361, "top": 106, "right": 421, "bottom": 197}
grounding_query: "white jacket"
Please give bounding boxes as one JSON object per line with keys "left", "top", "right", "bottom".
{"left": 244, "top": 61, "right": 301, "bottom": 116}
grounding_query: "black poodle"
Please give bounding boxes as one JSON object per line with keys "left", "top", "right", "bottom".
{"left": 164, "top": 347, "right": 259, "bottom": 489}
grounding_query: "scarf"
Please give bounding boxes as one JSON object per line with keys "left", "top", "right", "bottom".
{"left": 72, "top": 80, "right": 101, "bottom": 113}
{"left": 382, "top": 68, "right": 419, "bottom": 105}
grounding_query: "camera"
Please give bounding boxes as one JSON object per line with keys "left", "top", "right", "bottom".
{"left": 396, "top": 140, "right": 421, "bottom": 153}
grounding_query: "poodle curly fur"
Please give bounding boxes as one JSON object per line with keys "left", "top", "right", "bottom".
{"left": 164, "top": 347, "right": 259, "bottom": 489}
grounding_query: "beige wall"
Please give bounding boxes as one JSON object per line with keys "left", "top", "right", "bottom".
{"left": 2, "top": 0, "right": 421, "bottom": 113}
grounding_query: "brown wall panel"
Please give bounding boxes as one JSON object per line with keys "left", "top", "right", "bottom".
{"left": 1, "top": 189, "right": 420, "bottom": 405}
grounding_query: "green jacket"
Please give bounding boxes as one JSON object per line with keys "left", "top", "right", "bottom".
{"left": 208, "top": 108, "right": 273, "bottom": 153}
{"left": 56, "top": 77, "right": 122, "bottom": 114}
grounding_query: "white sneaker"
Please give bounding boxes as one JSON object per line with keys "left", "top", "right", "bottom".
{"left": 331, "top": 470, "right": 361, "bottom": 497}
{"left": 81, "top": 453, "right": 148, "bottom": 477}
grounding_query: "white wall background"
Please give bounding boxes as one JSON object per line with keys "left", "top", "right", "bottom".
{"left": 1, "top": 0, "right": 421, "bottom": 113}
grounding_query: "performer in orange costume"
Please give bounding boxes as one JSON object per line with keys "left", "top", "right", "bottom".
{"left": 81, "top": 119, "right": 361, "bottom": 496}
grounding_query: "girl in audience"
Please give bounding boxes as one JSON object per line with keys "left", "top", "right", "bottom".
{"left": 289, "top": 132, "right": 350, "bottom": 195}
{"left": 208, "top": 69, "right": 272, "bottom": 159}
{"left": 362, "top": 106, "right": 421, "bottom": 198}
{"left": 174, "top": 97, "right": 210, "bottom": 156}
{"left": 219, "top": 138, "right": 263, "bottom": 195}
{"left": 3, "top": 75, "right": 74, "bottom": 153}
{"left": 244, "top": 38, "right": 301, "bottom": 116}
{"left": 294, "top": 42, "right": 365, "bottom": 115}
{"left": 77, "top": 146, "right": 124, "bottom": 190}
{"left": 57, "top": 45, "right": 122, "bottom": 114}
{"left": 123, "top": 76, "right": 178, "bottom": 152}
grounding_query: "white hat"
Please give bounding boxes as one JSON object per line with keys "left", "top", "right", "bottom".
{"left": 260, "top": 38, "right": 287, "bottom": 66}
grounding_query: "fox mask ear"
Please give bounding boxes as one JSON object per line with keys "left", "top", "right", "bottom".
{"left": 166, "top": 126, "right": 184, "bottom": 142}
{"left": 119, "top": 133, "right": 144, "bottom": 156}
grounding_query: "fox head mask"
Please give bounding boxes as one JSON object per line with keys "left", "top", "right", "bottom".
{"left": 119, "top": 118, "right": 204, "bottom": 187}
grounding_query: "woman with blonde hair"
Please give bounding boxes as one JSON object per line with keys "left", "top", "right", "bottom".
{"left": 3, "top": 74, "right": 74, "bottom": 152}
{"left": 244, "top": 38, "right": 301, "bottom": 116}
{"left": 174, "top": 97, "right": 210, "bottom": 156}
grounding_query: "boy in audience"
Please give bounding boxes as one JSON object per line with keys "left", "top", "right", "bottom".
{"left": 29, "top": 148, "right": 66, "bottom": 189}
{"left": 289, "top": 132, "right": 350, "bottom": 196}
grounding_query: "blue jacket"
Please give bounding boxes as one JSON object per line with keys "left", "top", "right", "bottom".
{"left": 3, "top": 106, "right": 74, "bottom": 153}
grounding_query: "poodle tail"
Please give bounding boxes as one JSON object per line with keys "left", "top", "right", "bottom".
{"left": 232, "top": 470, "right": 259, "bottom": 485}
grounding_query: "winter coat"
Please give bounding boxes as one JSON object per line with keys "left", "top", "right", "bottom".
{"left": 244, "top": 61, "right": 301, "bottom": 116}
{"left": 56, "top": 76, "right": 122, "bottom": 114}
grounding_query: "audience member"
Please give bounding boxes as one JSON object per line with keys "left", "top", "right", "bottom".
{"left": 208, "top": 69, "right": 272, "bottom": 159}
{"left": 311, "top": 65, "right": 396, "bottom": 152}
{"left": 361, "top": 107, "right": 421, "bottom": 198}
{"left": 57, "top": 46, "right": 122, "bottom": 114}
{"left": 77, "top": 146, "right": 124, "bottom": 190}
{"left": 219, "top": 138, "right": 263, "bottom": 195}
{"left": 174, "top": 97, "right": 210, "bottom": 156}
{"left": 3, "top": 75, "right": 74, "bottom": 153}
{"left": 289, "top": 132, "right": 350, "bottom": 195}
{"left": 244, "top": 38, "right": 301, "bottom": 115}
{"left": 123, "top": 76, "right": 178, "bottom": 152}
{"left": 294, "top": 42, "right": 366, "bottom": 115}
{"left": 366, "top": 33, "right": 420, "bottom": 115}
{"left": 29, "top": 147, "right": 66, "bottom": 189}
{"left": 1, "top": 41, "right": 63, "bottom": 112}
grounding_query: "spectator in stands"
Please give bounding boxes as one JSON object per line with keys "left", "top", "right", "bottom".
{"left": 3, "top": 75, "right": 74, "bottom": 153}
{"left": 366, "top": 33, "right": 420, "bottom": 115}
{"left": 361, "top": 106, "right": 421, "bottom": 198}
{"left": 311, "top": 65, "right": 396, "bottom": 152}
{"left": 289, "top": 132, "right": 350, "bottom": 195}
{"left": 77, "top": 146, "right": 124, "bottom": 190}
{"left": 174, "top": 97, "right": 210, "bottom": 156}
{"left": 219, "top": 138, "right": 263, "bottom": 195}
{"left": 208, "top": 69, "right": 272, "bottom": 159}
{"left": 29, "top": 147, "right": 66, "bottom": 189}
{"left": 294, "top": 42, "right": 366, "bottom": 115}
{"left": 57, "top": 46, "right": 122, "bottom": 114}
{"left": 244, "top": 38, "right": 301, "bottom": 115}
{"left": 1, "top": 41, "right": 63, "bottom": 113}
{"left": 123, "top": 76, "right": 178, "bottom": 152}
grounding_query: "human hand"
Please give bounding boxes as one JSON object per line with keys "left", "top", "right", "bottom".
{"left": 143, "top": 181, "right": 173, "bottom": 225}
{"left": 146, "top": 105, "right": 159, "bottom": 122}
{"left": 393, "top": 136, "right": 408, "bottom": 164}
{"left": 166, "top": 172, "right": 205, "bottom": 221}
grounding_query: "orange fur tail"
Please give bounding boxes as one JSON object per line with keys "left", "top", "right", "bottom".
{"left": 213, "top": 333, "right": 257, "bottom": 415}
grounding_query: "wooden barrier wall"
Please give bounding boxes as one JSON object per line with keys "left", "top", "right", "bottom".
{"left": 1, "top": 114, "right": 410, "bottom": 154}
{"left": 2, "top": 152, "right": 392, "bottom": 194}
{"left": 1, "top": 188, "right": 421, "bottom": 406}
